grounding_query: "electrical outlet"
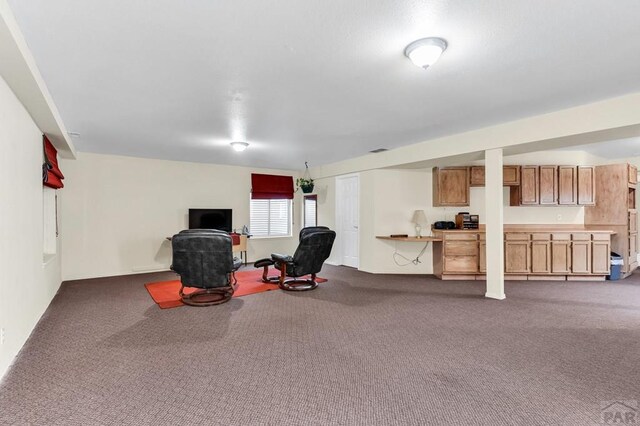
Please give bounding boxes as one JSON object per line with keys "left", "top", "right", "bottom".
{"left": 0, "top": 328, "right": 5, "bottom": 345}
{"left": 557, "top": 214, "right": 562, "bottom": 222}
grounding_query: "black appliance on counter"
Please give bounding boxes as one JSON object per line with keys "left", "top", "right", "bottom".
{"left": 433, "top": 221, "right": 456, "bottom": 230}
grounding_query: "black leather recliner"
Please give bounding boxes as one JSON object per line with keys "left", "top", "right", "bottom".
{"left": 171, "top": 229, "right": 242, "bottom": 306}
{"left": 254, "top": 227, "right": 336, "bottom": 291}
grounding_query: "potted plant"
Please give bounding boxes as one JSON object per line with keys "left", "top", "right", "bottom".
{"left": 296, "top": 177, "right": 314, "bottom": 193}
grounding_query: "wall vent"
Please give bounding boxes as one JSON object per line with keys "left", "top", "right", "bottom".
{"left": 369, "top": 148, "right": 388, "bottom": 153}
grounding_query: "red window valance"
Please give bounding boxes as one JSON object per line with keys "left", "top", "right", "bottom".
{"left": 251, "top": 173, "right": 293, "bottom": 199}
{"left": 42, "top": 136, "right": 64, "bottom": 189}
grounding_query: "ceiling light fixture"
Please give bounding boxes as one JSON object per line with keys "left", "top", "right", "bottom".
{"left": 230, "top": 141, "right": 249, "bottom": 152}
{"left": 404, "top": 37, "right": 447, "bottom": 69}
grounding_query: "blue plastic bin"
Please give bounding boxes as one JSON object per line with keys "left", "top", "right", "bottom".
{"left": 608, "top": 252, "right": 623, "bottom": 281}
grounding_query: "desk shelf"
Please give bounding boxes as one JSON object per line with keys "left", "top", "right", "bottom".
{"left": 376, "top": 236, "right": 442, "bottom": 242}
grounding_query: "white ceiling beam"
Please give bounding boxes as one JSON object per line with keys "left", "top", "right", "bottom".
{"left": 0, "top": 0, "right": 76, "bottom": 159}
{"left": 311, "top": 92, "right": 640, "bottom": 178}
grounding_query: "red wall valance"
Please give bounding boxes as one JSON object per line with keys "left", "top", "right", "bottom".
{"left": 43, "top": 136, "right": 64, "bottom": 189}
{"left": 251, "top": 173, "right": 294, "bottom": 199}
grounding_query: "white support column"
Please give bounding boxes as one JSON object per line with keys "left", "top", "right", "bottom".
{"left": 485, "top": 148, "right": 505, "bottom": 300}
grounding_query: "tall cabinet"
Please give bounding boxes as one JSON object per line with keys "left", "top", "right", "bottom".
{"left": 585, "top": 163, "right": 638, "bottom": 277}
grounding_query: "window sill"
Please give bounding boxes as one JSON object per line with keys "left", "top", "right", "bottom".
{"left": 250, "top": 235, "right": 293, "bottom": 240}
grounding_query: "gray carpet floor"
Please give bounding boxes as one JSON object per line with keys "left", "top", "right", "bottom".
{"left": 1, "top": 265, "right": 640, "bottom": 425}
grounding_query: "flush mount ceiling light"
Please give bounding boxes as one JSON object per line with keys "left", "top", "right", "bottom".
{"left": 230, "top": 141, "right": 249, "bottom": 152}
{"left": 404, "top": 37, "right": 447, "bottom": 69}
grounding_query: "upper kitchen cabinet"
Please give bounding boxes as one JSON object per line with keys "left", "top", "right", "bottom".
{"left": 577, "top": 166, "right": 596, "bottom": 206}
{"left": 539, "top": 166, "right": 558, "bottom": 205}
{"left": 433, "top": 167, "right": 470, "bottom": 207}
{"left": 469, "top": 165, "right": 520, "bottom": 187}
{"left": 503, "top": 165, "right": 520, "bottom": 186}
{"left": 558, "top": 166, "right": 578, "bottom": 205}
{"left": 519, "top": 166, "right": 539, "bottom": 205}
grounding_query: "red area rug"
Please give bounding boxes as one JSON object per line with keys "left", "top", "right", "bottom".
{"left": 145, "top": 268, "right": 327, "bottom": 309}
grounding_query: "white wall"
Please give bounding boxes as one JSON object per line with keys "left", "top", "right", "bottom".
{"left": 359, "top": 169, "right": 432, "bottom": 274}
{"left": 0, "top": 74, "right": 62, "bottom": 379}
{"left": 60, "top": 153, "right": 302, "bottom": 281}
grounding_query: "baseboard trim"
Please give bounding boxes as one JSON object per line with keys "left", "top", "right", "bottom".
{"left": 485, "top": 292, "right": 506, "bottom": 300}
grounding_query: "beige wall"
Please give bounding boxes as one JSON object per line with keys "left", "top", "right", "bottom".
{"left": 0, "top": 75, "right": 62, "bottom": 378}
{"left": 60, "top": 153, "right": 302, "bottom": 281}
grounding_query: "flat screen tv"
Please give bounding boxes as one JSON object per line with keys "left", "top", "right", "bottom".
{"left": 188, "top": 209, "right": 232, "bottom": 232}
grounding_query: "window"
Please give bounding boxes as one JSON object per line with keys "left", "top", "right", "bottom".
{"left": 303, "top": 195, "right": 317, "bottom": 228}
{"left": 250, "top": 198, "right": 292, "bottom": 237}
{"left": 43, "top": 187, "right": 57, "bottom": 259}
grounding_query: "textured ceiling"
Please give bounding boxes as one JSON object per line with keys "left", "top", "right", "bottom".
{"left": 7, "top": 0, "right": 640, "bottom": 170}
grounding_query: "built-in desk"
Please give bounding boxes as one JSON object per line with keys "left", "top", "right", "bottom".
{"left": 376, "top": 235, "right": 441, "bottom": 266}
{"left": 376, "top": 236, "right": 442, "bottom": 242}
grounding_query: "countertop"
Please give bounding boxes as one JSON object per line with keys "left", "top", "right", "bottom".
{"left": 431, "top": 225, "right": 615, "bottom": 234}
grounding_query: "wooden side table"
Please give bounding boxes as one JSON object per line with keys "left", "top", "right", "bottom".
{"left": 233, "top": 235, "right": 248, "bottom": 265}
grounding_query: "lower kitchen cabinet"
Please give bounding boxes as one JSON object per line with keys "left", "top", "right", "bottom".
{"left": 479, "top": 239, "right": 486, "bottom": 273}
{"left": 531, "top": 240, "right": 551, "bottom": 273}
{"left": 571, "top": 240, "right": 592, "bottom": 274}
{"left": 592, "top": 237, "right": 611, "bottom": 274}
{"left": 433, "top": 229, "right": 612, "bottom": 280}
{"left": 551, "top": 240, "right": 572, "bottom": 273}
{"left": 505, "top": 239, "right": 530, "bottom": 273}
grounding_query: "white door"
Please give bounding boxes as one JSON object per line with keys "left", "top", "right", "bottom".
{"left": 336, "top": 174, "right": 359, "bottom": 268}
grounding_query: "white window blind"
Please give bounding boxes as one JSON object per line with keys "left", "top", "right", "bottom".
{"left": 304, "top": 196, "right": 317, "bottom": 228}
{"left": 43, "top": 187, "right": 57, "bottom": 256}
{"left": 250, "top": 199, "right": 292, "bottom": 237}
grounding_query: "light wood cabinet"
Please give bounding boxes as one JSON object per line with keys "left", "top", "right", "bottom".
{"left": 443, "top": 256, "right": 478, "bottom": 273}
{"left": 508, "top": 164, "right": 595, "bottom": 207}
{"left": 551, "top": 239, "right": 572, "bottom": 273}
{"left": 531, "top": 240, "right": 551, "bottom": 273}
{"left": 434, "top": 229, "right": 611, "bottom": 280}
{"left": 469, "top": 165, "right": 520, "bottom": 187}
{"left": 629, "top": 164, "right": 637, "bottom": 185}
{"left": 558, "top": 166, "right": 578, "bottom": 205}
{"left": 592, "top": 237, "right": 611, "bottom": 274}
{"left": 571, "top": 239, "right": 591, "bottom": 274}
{"left": 441, "top": 164, "right": 596, "bottom": 207}
{"left": 505, "top": 234, "right": 530, "bottom": 273}
{"left": 629, "top": 233, "right": 638, "bottom": 268}
{"left": 433, "top": 232, "right": 479, "bottom": 278}
{"left": 503, "top": 166, "right": 520, "bottom": 186}
{"left": 519, "top": 166, "right": 539, "bottom": 205}
{"left": 577, "top": 166, "right": 596, "bottom": 205}
{"left": 433, "top": 167, "right": 470, "bottom": 207}
{"left": 585, "top": 163, "right": 637, "bottom": 278}
{"left": 470, "top": 166, "right": 485, "bottom": 187}
{"left": 539, "top": 166, "right": 558, "bottom": 205}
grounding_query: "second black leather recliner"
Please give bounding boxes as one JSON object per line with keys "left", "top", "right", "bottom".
{"left": 254, "top": 227, "right": 336, "bottom": 291}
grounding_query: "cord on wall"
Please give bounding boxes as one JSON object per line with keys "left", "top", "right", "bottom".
{"left": 393, "top": 243, "right": 429, "bottom": 267}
